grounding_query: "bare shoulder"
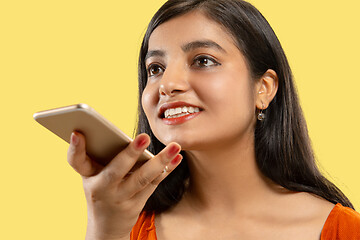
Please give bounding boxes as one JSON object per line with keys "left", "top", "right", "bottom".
{"left": 274, "top": 191, "right": 335, "bottom": 223}
{"left": 274, "top": 191, "right": 336, "bottom": 237}
{"left": 244, "top": 190, "right": 336, "bottom": 240}
{"left": 297, "top": 192, "right": 335, "bottom": 216}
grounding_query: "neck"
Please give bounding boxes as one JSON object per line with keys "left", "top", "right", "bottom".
{"left": 181, "top": 132, "right": 280, "bottom": 214}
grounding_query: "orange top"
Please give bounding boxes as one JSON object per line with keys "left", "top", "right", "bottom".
{"left": 320, "top": 203, "right": 360, "bottom": 239}
{"left": 130, "top": 203, "right": 360, "bottom": 240}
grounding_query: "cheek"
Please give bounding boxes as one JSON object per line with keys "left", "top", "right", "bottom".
{"left": 192, "top": 73, "right": 256, "bottom": 139}
{"left": 141, "top": 86, "right": 156, "bottom": 118}
{"left": 193, "top": 71, "right": 254, "bottom": 109}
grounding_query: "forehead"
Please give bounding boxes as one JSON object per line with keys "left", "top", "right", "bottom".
{"left": 148, "top": 11, "right": 237, "bottom": 52}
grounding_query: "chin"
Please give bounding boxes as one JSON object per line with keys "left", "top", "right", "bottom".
{"left": 157, "top": 134, "right": 213, "bottom": 151}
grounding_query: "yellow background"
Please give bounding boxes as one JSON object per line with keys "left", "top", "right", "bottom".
{"left": 1, "top": 0, "right": 359, "bottom": 239}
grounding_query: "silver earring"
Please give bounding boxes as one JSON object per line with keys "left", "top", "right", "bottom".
{"left": 257, "top": 102, "right": 265, "bottom": 121}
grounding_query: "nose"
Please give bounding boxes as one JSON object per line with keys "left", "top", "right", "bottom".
{"left": 159, "top": 62, "right": 190, "bottom": 97}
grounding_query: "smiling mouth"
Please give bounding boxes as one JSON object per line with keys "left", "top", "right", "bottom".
{"left": 163, "top": 106, "right": 201, "bottom": 119}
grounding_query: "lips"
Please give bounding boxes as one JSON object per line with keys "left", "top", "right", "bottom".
{"left": 162, "top": 111, "right": 202, "bottom": 125}
{"left": 158, "top": 101, "right": 203, "bottom": 118}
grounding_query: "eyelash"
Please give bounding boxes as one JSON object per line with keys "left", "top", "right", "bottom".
{"left": 146, "top": 55, "right": 221, "bottom": 78}
{"left": 192, "top": 55, "right": 220, "bottom": 68}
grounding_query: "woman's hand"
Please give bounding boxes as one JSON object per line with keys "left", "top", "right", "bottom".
{"left": 67, "top": 132, "right": 182, "bottom": 240}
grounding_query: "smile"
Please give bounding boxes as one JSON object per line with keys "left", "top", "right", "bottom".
{"left": 159, "top": 101, "right": 203, "bottom": 125}
{"left": 164, "top": 106, "right": 200, "bottom": 119}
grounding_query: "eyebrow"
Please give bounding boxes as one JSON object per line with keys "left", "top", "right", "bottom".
{"left": 145, "top": 50, "right": 165, "bottom": 62}
{"left": 181, "top": 40, "right": 226, "bottom": 53}
{"left": 145, "top": 40, "right": 226, "bottom": 61}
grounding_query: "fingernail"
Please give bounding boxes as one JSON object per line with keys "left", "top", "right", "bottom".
{"left": 71, "top": 132, "right": 79, "bottom": 146}
{"left": 171, "top": 154, "right": 182, "bottom": 165}
{"left": 167, "top": 145, "right": 180, "bottom": 158}
{"left": 135, "top": 135, "right": 147, "bottom": 148}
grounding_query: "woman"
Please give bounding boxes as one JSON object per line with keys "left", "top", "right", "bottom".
{"left": 67, "top": 0, "right": 360, "bottom": 239}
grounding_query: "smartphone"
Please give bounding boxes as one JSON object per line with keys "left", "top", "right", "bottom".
{"left": 33, "top": 103, "right": 154, "bottom": 166}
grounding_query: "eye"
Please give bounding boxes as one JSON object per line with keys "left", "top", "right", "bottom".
{"left": 192, "top": 55, "right": 220, "bottom": 68}
{"left": 147, "top": 64, "right": 164, "bottom": 77}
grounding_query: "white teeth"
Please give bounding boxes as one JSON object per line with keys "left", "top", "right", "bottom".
{"left": 164, "top": 106, "right": 201, "bottom": 118}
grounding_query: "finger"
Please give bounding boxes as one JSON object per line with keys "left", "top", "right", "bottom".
{"left": 132, "top": 153, "right": 183, "bottom": 205}
{"left": 100, "top": 133, "right": 151, "bottom": 184}
{"left": 132, "top": 156, "right": 182, "bottom": 204}
{"left": 67, "top": 132, "right": 103, "bottom": 177}
{"left": 151, "top": 154, "right": 183, "bottom": 186}
{"left": 122, "top": 143, "right": 182, "bottom": 197}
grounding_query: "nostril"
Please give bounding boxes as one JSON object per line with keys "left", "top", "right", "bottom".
{"left": 159, "top": 84, "right": 167, "bottom": 96}
{"left": 159, "top": 88, "right": 182, "bottom": 97}
{"left": 171, "top": 89, "right": 183, "bottom": 94}
{"left": 158, "top": 77, "right": 189, "bottom": 97}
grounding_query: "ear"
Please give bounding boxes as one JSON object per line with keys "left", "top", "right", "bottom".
{"left": 255, "top": 69, "right": 279, "bottom": 110}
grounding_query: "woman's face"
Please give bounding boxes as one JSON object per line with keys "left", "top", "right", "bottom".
{"left": 142, "top": 11, "right": 258, "bottom": 150}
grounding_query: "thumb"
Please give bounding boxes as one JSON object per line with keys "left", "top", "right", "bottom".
{"left": 67, "top": 132, "right": 102, "bottom": 177}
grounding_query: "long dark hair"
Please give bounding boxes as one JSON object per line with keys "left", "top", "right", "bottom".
{"left": 136, "top": 0, "right": 354, "bottom": 212}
